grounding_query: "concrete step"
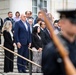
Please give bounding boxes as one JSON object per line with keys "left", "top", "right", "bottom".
{"left": 0, "top": 47, "right": 17, "bottom": 50}
{"left": 2, "top": 73, "right": 43, "bottom": 75}
{"left": 0, "top": 49, "right": 16, "bottom": 52}
{"left": 0, "top": 49, "right": 4, "bottom": 51}
{"left": 0, "top": 50, "right": 4, "bottom": 52}
{"left": 0, "top": 65, "right": 17, "bottom": 69}
{"left": 0, "top": 55, "right": 4, "bottom": 58}
{"left": 0, "top": 69, "right": 18, "bottom": 73}
{"left": 0, "top": 58, "right": 17, "bottom": 62}
{"left": 0, "top": 69, "right": 32, "bottom": 73}
{"left": 0, "top": 62, "right": 17, "bottom": 65}
{"left": 0, "top": 44, "right": 35, "bottom": 74}
{"left": 0, "top": 56, "right": 17, "bottom": 58}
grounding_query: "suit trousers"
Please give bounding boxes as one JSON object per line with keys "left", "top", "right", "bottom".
{"left": 4, "top": 49, "right": 14, "bottom": 72}
{"left": 17, "top": 45, "right": 29, "bottom": 72}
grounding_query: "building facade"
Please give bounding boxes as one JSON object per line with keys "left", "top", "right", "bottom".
{"left": 0, "top": 0, "right": 76, "bottom": 20}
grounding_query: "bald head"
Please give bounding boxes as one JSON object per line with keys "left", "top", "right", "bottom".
{"left": 20, "top": 13, "right": 26, "bottom": 22}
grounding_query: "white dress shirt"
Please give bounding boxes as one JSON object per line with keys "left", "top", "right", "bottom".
{"left": 22, "top": 21, "right": 28, "bottom": 31}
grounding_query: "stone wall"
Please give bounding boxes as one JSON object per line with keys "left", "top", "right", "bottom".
{"left": 0, "top": 0, "right": 10, "bottom": 20}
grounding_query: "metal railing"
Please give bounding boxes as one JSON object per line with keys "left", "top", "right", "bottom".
{"left": 0, "top": 45, "right": 42, "bottom": 75}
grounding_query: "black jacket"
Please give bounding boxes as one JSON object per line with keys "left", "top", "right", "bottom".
{"left": 40, "top": 28, "right": 50, "bottom": 46}
{"left": 3, "top": 30, "right": 14, "bottom": 50}
{"left": 44, "top": 28, "right": 51, "bottom": 43}
{"left": 4, "top": 17, "right": 15, "bottom": 30}
{"left": 32, "top": 33, "right": 43, "bottom": 49}
{"left": 42, "top": 33, "right": 76, "bottom": 75}
{"left": 0, "top": 18, "right": 3, "bottom": 31}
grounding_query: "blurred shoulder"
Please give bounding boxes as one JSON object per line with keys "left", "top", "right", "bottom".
{"left": 3, "top": 30, "right": 8, "bottom": 33}
{"left": 43, "top": 41, "right": 56, "bottom": 56}
{"left": 3, "top": 30, "right": 9, "bottom": 35}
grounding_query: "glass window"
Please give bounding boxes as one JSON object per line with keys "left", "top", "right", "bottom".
{"left": 32, "top": 0, "right": 47, "bottom": 18}
{"left": 33, "top": 15, "right": 37, "bottom": 19}
{"left": 32, "top": 7, "right": 37, "bottom": 14}
{"left": 32, "top": 0, "right": 37, "bottom": 6}
{"left": 44, "top": 0, "right": 47, "bottom": 7}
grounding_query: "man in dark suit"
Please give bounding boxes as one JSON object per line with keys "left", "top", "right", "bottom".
{"left": 44, "top": 27, "right": 51, "bottom": 44}
{"left": 40, "top": 21, "right": 50, "bottom": 47}
{"left": 4, "top": 11, "right": 15, "bottom": 31}
{"left": 0, "top": 18, "right": 3, "bottom": 44}
{"left": 27, "top": 17, "right": 34, "bottom": 33}
{"left": 14, "top": 14, "right": 31, "bottom": 73}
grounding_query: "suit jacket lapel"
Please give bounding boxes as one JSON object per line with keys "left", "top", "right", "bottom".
{"left": 20, "top": 20, "right": 27, "bottom": 31}
{"left": 26, "top": 21, "right": 30, "bottom": 31}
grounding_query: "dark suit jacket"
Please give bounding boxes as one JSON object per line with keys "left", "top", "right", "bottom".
{"left": 32, "top": 33, "right": 43, "bottom": 49}
{"left": 14, "top": 20, "right": 31, "bottom": 45}
{"left": 4, "top": 17, "right": 15, "bottom": 31}
{"left": 3, "top": 30, "right": 14, "bottom": 50}
{"left": 42, "top": 34, "right": 76, "bottom": 75}
{"left": 0, "top": 18, "right": 3, "bottom": 31}
{"left": 40, "top": 29, "right": 48, "bottom": 46}
{"left": 44, "top": 28, "right": 52, "bottom": 43}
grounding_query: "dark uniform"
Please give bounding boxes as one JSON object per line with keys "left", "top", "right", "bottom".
{"left": 42, "top": 10, "right": 76, "bottom": 75}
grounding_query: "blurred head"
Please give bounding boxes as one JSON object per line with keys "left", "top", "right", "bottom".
{"left": 2, "top": 21, "right": 12, "bottom": 32}
{"left": 54, "top": 20, "right": 59, "bottom": 28}
{"left": 38, "top": 11, "right": 43, "bottom": 19}
{"left": 47, "top": 13, "right": 54, "bottom": 23}
{"left": 58, "top": 10, "right": 76, "bottom": 35}
{"left": 37, "top": 18, "right": 43, "bottom": 24}
{"left": 43, "top": 8, "right": 47, "bottom": 13}
{"left": 33, "top": 26, "right": 40, "bottom": 34}
{"left": 20, "top": 14, "right": 26, "bottom": 22}
{"left": 25, "top": 11, "right": 32, "bottom": 18}
{"left": 40, "top": 21, "right": 46, "bottom": 29}
{"left": 15, "top": 11, "right": 20, "bottom": 17}
{"left": 60, "top": 19, "right": 76, "bottom": 35}
{"left": 28, "top": 17, "right": 34, "bottom": 25}
{"left": 8, "top": 11, "right": 13, "bottom": 18}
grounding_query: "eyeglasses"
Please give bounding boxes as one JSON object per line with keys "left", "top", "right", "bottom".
{"left": 23, "top": 16, "right": 26, "bottom": 17}
{"left": 42, "top": 24, "right": 45, "bottom": 25}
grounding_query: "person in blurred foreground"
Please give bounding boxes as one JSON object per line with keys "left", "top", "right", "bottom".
{"left": 42, "top": 9, "right": 76, "bottom": 75}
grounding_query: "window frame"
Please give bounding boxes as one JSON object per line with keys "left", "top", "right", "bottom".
{"left": 32, "top": 0, "right": 47, "bottom": 18}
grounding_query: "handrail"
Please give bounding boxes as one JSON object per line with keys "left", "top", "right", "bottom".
{"left": 0, "top": 45, "right": 41, "bottom": 68}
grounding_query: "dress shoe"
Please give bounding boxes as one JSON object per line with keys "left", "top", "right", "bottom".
{"left": 18, "top": 70, "right": 23, "bottom": 73}
{"left": 22, "top": 70, "right": 26, "bottom": 73}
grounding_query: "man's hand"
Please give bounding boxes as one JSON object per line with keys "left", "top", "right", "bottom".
{"left": 38, "top": 48, "right": 42, "bottom": 52}
{"left": 17, "top": 42, "right": 21, "bottom": 49}
{"left": 13, "top": 43, "right": 16, "bottom": 47}
{"left": 28, "top": 43, "right": 31, "bottom": 48}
